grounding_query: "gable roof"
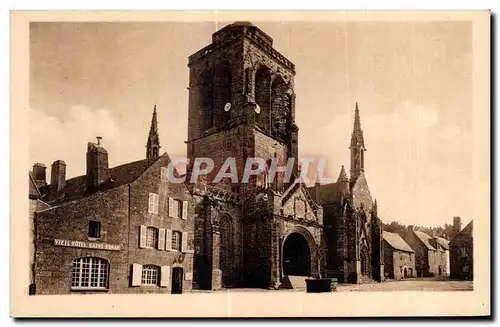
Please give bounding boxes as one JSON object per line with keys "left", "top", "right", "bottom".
{"left": 436, "top": 237, "right": 450, "bottom": 250}
{"left": 29, "top": 172, "right": 41, "bottom": 199}
{"left": 383, "top": 231, "right": 414, "bottom": 253}
{"left": 40, "top": 156, "right": 162, "bottom": 204}
{"left": 451, "top": 220, "right": 473, "bottom": 242}
{"left": 413, "top": 230, "right": 437, "bottom": 250}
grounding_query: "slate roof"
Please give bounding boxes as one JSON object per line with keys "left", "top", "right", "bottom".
{"left": 452, "top": 220, "right": 473, "bottom": 241}
{"left": 29, "top": 172, "right": 41, "bottom": 199}
{"left": 39, "top": 157, "right": 160, "bottom": 204}
{"left": 413, "top": 230, "right": 437, "bottom": 250}
{"left": 383, "top": 231, "right": 414, "bottom": 253}
{"left": 308, "top": 182, "right": 340, "bottom": 205}
{"left": 436, "top": 237, "right": 450, "bottom": 250}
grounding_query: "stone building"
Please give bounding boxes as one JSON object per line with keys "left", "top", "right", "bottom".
{"left": 449, "top": 220, "right": 473, "bottom": 280}
{"left": 382, "top": 231, "right": 415, "bottom": 279}
{"left": 400, "top": 226, "right": 448, "bottom": 277}
{"left": 31, "top": 107, "right": 196, "bottom": 294}
{"left": 28, "top": 170, "right": 50, "bottom": 294}
{"left": 308, "top": 103, "right": 384, "bottom": 284}
{"left": 186, "top": 21, "right": 324, "bottom": 290}
{"left": 30, "top": 22, "right": 393, "bottom": 293}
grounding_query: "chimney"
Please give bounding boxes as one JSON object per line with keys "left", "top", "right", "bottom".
{"left": 453, "top": 216, "right": 462, "bottom": 235}
{"left": 50, "top": 160, "right": 66, "bottom": 193}
{"left": 86, "top": 137, "right": 110, "bottom": 190}
{"left": 32, "top": 163, "right": 47, "bottom": 188}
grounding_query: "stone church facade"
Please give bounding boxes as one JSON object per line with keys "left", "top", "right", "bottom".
{"left": 185, "top": 22, "right": 324, "bottom": 289}
{"left": 308, "top": 103, "right": 384, "bottom": 284}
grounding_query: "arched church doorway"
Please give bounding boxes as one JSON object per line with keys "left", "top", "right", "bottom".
{"left": 219, "top": 215, "right": 234, "bottom": 287}
{"left": 283, "top": 233, "right": 311, "bottom": 276}
{"left": 438, "top": 266, "right": 442, "bottom": 276}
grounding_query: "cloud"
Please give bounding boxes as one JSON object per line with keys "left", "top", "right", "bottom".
{"left": 29, "top": 105, "right": 145, "bottom": 179}
{"left": 300, "top": 101, "right": 472, "bottom": 226}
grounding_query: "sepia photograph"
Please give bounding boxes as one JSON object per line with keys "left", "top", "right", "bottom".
{"left": 10, "top": 10, "right": 490, "bottom": 317}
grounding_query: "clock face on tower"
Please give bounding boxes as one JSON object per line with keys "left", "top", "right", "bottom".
{"left": 224, "top": 102, "right": 231, "bottom": 112}
{"left": 255, "top": 104, "right": 261, "bottom": 114}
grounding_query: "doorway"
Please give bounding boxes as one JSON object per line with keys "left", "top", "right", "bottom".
{"left": 404, "top": 267, "right": 408, "bottom": 278}
{"left": 283, "top": 233, "right": 311, "bottom": 276}
{"left": 438, "top": 266, "right": 442, "bottom": 276}
{"left": 171, "top": 267, "right": 184, "bottom": 294}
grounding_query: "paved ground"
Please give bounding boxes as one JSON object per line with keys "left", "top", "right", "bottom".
{"left": 337, "top": 278, "right": 473, "bottom": 292}
{"left": 191, "top": 278, "right": 473, "bottom": 293}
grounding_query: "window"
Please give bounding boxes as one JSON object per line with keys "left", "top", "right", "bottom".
{"left": 141, "top": 265, "right": 159, "bottom": 286}
{"left": 148, "top": 193, "right": 159, "bottom": 214}
{"left": 461, "top": 247, "right": 467, "bottom": 257}
{"left": 169, "top": 198, "right": 183, "bottom": 218}
{"left": 171, "top": 231, "right": 182, "bottom": 251}
{"left": 88, "top": 221, "right": 101, "bottom": 239}
{"left": 71, "top": 257, "right": 109, "bottom": 289}
{"left": 146, "top": 227, "right": 158, "bottom": 248}
{"left": 410, "top": 255, "right": 413, "bottom": 261}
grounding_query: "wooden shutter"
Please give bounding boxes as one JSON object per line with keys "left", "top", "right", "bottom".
{"left": 160, "top": 266, "right": 170, "bottom": 288}
{"left": 182, "top": 201, "right": 188, "bottom": 220}
{"left": 158, "top": 229, "right": 166, "bottom": 250}
{"left": 166, "top": 229, "right": 172, "bottom": 251}
{"left": 131, "top": 263, "right": 142, "bottom": 286}
{"left": 168, "top": 197, "right": 174, "bottom": 217}
{"left": 139, "top": 225, "right": 147, "bottom": 248}
{"left": 181, "top": 232, "right": 188, "bottom": 253}
{"left": 148, "top": 193, "right": 153, "bottom": 213}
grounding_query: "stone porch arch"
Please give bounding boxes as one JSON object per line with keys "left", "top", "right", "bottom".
{"left": 280, "top": 226, "right": 320, "bottom": 280}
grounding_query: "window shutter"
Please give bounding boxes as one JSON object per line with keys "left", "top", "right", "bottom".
{"left": 139, "top": 225, "right": 147, "bottom": 248}
{"left": 158, "top": 229, "right": 166, "bottom": 250}
{"left": 168, "top": 197, "right": 174, "bottom": 217}
{"left": 181, "top": 232, "right": 188, "bottom": 253}
{"left": 160, "top": 266, "right": 171, "bottom": 288}
{"left": 166, "top": 229, "right": 172, "bottom": 251}
{"left": 131, "top": 263, "right": 142, "bottom": 286}
{"left": 182, "top": 201, "right": 188, "bottom": 220}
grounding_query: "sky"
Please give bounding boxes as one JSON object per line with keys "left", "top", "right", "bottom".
{"left": 29, "top": 21, "right": 473, "bottom": 227}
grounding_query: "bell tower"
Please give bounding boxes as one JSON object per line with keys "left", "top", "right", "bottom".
{"left": 186, "top": 22, "right": 298, "bottom": 191}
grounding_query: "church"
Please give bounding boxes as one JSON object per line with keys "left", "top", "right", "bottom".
{"left": 29, "top": 21, "right": 383, "bottom": 294}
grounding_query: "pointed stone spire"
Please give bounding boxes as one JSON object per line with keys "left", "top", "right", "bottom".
{"left": 337, "top": 165, "right": 348, "bottom": 182}
{"left": 350, "top": 102, "right": 365, "bottom": 148}
{"left": 350, "top": 102, "right": 366, "bottom": 182}
{"left": 150, "top": 105, "right": 158, "bottom": 134}
{"left": 146, "top": 105, "right": 161, "bottom": 160}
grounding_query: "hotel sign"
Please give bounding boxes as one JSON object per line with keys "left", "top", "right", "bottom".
{"left": 53, "top": 239, "right": 121, "bottom": 251}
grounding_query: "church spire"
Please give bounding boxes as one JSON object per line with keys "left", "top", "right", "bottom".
{"left": 337, "top": 165, "right": 348, "bottom": 182}
{"left": 146, "top": 105, "right": 161, "bottom": 160}
{"left": 350, "top": 102, "right": 366, "bottom": 182}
